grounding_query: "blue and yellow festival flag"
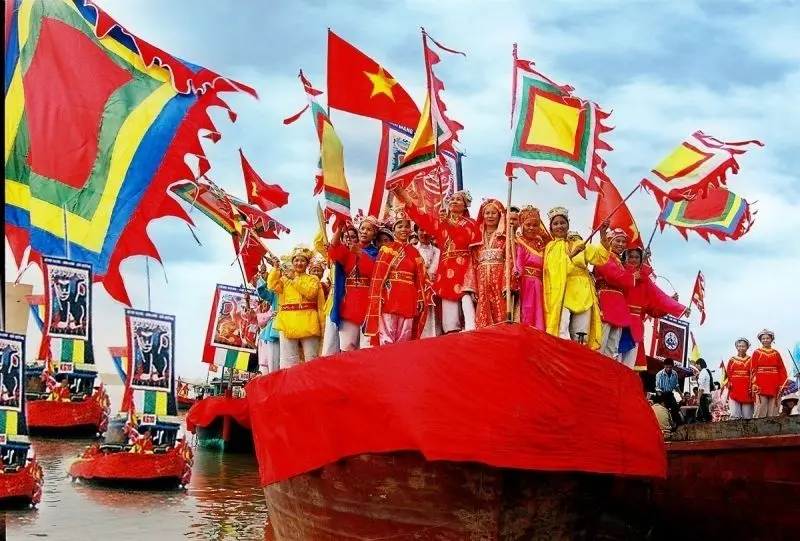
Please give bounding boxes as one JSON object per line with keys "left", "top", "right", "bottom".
{"left": 4, "top": 0, "right": 255, "bottom": 306}
{"left": 657, "top": 187, "right": 754, "bottom": 242}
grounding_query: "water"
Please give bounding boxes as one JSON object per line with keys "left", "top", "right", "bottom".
{"left": 5, "top": 403, "right": 266, "bottom": 540}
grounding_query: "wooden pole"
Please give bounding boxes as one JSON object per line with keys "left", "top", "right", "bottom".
{"left": 505, "top": 176, "right": 514, "bottom": 322}
{"left": 63, "top": 204, "right": 71, "bottom": 259}
{"left": 644, "top": 219, "right": 659, "bottom": 251}
{"left": 145, "top": 257, "right": 152, "bottom": 311}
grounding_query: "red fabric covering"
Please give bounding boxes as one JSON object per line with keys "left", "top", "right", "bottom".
{"left": 185, "top": 396, "right": 251, "bottom": 433}
{"left": 247, "top": 324, "right": 667, "bottom": 486}
{"left": 27, "top": 399, "right": 104, "bottom": 429}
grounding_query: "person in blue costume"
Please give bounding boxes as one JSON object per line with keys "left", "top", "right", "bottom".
{"left": 255, "top": 263, "right": 281, "bottom": 373}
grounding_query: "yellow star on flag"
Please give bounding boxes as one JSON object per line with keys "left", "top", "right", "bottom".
{"left": 364, "top": 67, "right": 397, "bottom": 100}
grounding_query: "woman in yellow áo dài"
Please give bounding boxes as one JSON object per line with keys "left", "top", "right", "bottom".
{"left": 267, "top": 245, "right": 325, "bottom": 369}
{"left": 543, "top": 207, "right": 610, "bottom": 349}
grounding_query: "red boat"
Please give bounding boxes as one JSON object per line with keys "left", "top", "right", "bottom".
{"left": 186, "top": 390, "right": 253, "bottom": 453}
{"left": 0, "top": 439, "right": 44, "bottom": 509}
{"left": 176, "top": 380, "right": 209, "bottom": 410}
{"left": 247, "top": 325, "right": 668, "bottom": 540}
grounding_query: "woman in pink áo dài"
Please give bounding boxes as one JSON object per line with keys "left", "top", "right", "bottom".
{"left": 513, "top": 205, "right": 550, "bottom": 330}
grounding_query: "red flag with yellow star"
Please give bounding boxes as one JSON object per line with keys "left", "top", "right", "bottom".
{"left": 327, "top": 30, "right": 420, "bottom": 129}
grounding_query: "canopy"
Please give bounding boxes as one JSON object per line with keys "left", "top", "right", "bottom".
{"left": 247, "top": 324, "right": 666, "bottom": 486}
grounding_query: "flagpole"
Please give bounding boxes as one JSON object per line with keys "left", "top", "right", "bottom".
{"left": 62, "top": 203, "right": 71, "bottom": 259}
{"left": 505, "top": 176, "right": 515, "bottom": 322}
{"left": 644, "top": 219, "right": 660, "bottom": 251}
{"left": 145, "top": 257, "right": 152, "bottom": 311}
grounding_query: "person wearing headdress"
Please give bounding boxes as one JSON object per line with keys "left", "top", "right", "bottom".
{"left": 376, "top": 223, "right": 394, "bottom": 249}
{"left": 726, "top": 337, "right": 755, "bottom": 420}
{"left": 392, "top": 187, "right": 481, "bottom": 333}
{"left": 543, "top": 207, "right": 610, "bottom": 349}
{"left": 593, "top": 228, "right": 636, "bottom": 359}
{"left": 327, "top": 214, "right": 379, "bottom": 351}
{"left": 414, "top": 223, "right": 441, "bottom": 338}
{"left": 266, "top": 245, "right": 325, "bottom": 368}
{"left": 255, "top": 263, "right": 281, "bottom": 374}
{"left": 472, "top": 199, "right": 511, "bottom": 328}
{"left": 751, "top": 329, "right": 788, "bottom": 418}
{"left": 513, "top": 205, "right": 550, "bottom": 330}
{"left": 315, "top": 222, "right": 359, "bottom": 356}
{"left": 364, "top": 208, "right": 428, "bottom": 344}
{"left": 618, "top": 248, "right": 689, "bottom": 370}
{"left": 308, "top": 253, "right": 329, "bottom": 298}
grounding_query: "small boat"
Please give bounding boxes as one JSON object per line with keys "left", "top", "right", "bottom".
{"left": 650, "top": 416, "right": 800, "bottom": 541}
{"left": 186, "top": 373, "right": 254, "bottom": 453}
{"left": 247, "top": 325, "right": 667, "bottom": 540}
{"left": 25, "top": 364, "right": 110, "bottom": 437}
{"left": 176, "top": 379, "right": 211, "bottom": 411}
{"left": 1, "top": 331, "right": 44, "bottom": 509}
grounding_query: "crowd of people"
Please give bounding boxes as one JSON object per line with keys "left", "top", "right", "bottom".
{"left": 246, "top": 187, "right": 695, "bottom": 374}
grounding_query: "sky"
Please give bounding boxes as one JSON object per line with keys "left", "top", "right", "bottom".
{"left": 6, "top": 0, "right": 799, "bottom": 380}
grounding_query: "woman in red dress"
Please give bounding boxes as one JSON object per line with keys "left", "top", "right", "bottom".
{"left": 593, "top": 228, "right": 635, "bottom": 359}
{"left": 472, "top": 199, "right": 509, "bottom": 328}
{"left": 751, "top": 329, "right": 788, "bottom": 418}
{"left": 364, "top": 208, "right": 428, "bottom": 345}
{"left": 392, "top": 187, "right": 481, "bottom": 333}
{"left": 726, "top": 338, "right": 754, "bottom": 420}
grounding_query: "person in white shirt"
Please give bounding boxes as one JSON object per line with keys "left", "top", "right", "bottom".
{"left": 415, "top": 225, "right": 441, "bottom": 338}
{"left": 694, "top": 358, "right": 714, "bottom": 422}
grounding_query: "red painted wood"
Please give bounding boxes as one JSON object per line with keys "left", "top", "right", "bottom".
{"left": 0, "top": 458, "right": 43, "bottom": 507}
{"left": 68, "top": 446, "right": 186, "bottom": 483}
{"left": 27, "top": 399, "right": 104, "bottom": 430}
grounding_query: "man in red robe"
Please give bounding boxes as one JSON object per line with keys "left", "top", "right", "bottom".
{"left": 751, "top": 329, "right": 788, "bottom": 418}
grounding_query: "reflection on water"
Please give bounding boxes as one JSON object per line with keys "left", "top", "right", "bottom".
{"left": 6, "top": 436, "right": 266, "bottom": 540}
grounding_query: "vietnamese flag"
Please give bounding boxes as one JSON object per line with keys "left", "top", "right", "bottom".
{"left": 592, "top": 180, "right": 643, "bottom": 249}
{"left": 327, "top": 30, "right": 421, "bottom": 129}
{"left": 239, "top": 149, "right": 290, "bottom": 212}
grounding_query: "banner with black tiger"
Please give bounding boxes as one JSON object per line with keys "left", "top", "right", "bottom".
{"left": 125, "top": 309, "right": 175, "bottom": 393}
{"left": 43, "top": 257, "right": 92, "bottom": 341}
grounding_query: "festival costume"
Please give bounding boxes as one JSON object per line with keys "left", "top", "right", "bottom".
{"left": 328, "top": 242, "right": 377, "bottom": 351}
{"left": 473, "top": 200, "right": 510, "bottom": 329}
{"left": 313, "top": 232, "right": 341, "bottom": 356}
{"left": 363, "top": 240, "right": 428, "bottom": 345}
{"left": 514, "top": 237, "right": 545, "bottom": 330}
{"left": 406, "top": 205, "right": 481, "bottom": 333}
{"left": 48, "top": 384, "right": 71, "bottom": 402}
{"left": 256, "top": 277, "right": 281, "bottom": 374}
{"left": 751, "top": 345, "right": 788, "bottom": 418}
{"left": 593, "top": 247, "right": 635, "bottom": 359}
{"left": 620, "top": 264, "right": 686, "bottom": 370}
{"left": 267, "top": 253, "right": 325, "bottom": 369}
{"left": 416, "top": 242, "right": 441, "bottom": 338}
{"left": 726, "top": 355, "right": 754, "bottom": 420}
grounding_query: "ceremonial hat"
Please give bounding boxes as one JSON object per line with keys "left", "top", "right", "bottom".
{"left": 288, "top": 245, "right": 313, "bottom": 262}
{"left": 735, "top": 337, "right": 750, "bottom": 348}
{"left": 309, "top": 253, "right": 326, "bottom": 270}
{"left": 353, "top": 209, "right": 379, "bottom": 230}
{"left": 518, "top": 205, "right": 541, "bottom": 225}
{"left": 547, "top": 206, "right": 569, "bottom": 222}
{"left": 387, "top": 206, "right": 412, "bottom": 229}
{"left": 757, "top": 329, "right": 775, "bottom": 341}
{"left": 447, "top": 190, "right": 473, "bottom": 208}
{"left": 780, "top": 379, "right": 798, "bottom": 404}
{"left": 567, "top": 230, "right": 583, "bottom": 241}
{"left": 607, "top": 228, "right": 628, "bottom": 241}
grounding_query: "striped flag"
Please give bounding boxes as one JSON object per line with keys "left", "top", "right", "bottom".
{"left": 689, "top": 332, "right": 701, "bottom": 362}
{"left": 206, "top": 348, "right": 253, "bottom": 371}
{"left": 691, "top": 271, "right": 707, "bottom": 325}
{"left": 108, "top": 347, "right": 128, "bottom": 385}
{"left": 26, "top": 295, "right": 45, "bottom": 331}
{"left": 0, "top": 410, "right": 19, "bottom": 437}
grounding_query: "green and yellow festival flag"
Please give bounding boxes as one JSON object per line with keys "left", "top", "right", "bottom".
{"left": 657, "top": 187, "right": 754, "bottom": 242}
{"left": 4, "top": 0, "right": 255, "bottom": 306}
{"left": 506, "top": 47, "right": 612, "bottom": 199}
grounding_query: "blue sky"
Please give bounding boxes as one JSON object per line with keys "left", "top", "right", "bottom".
{"left": 7, "top": 0, "right": 799, "bottom": 379}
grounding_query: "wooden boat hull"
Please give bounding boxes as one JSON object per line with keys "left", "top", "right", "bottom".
{"left": 263, "top": 451, "right": 648, "bottom": 541}
{"left": 0, "top": 459, "right": 44, "bottom": 509}
{"left": 27, "top": 398, "right": 107, "bottom": 436}
{"left": 652, "top": 417, "right": 800, "bottom": 541}
{"left": 195, "top": 415, "right": 253, "bottom": 453}
{"left": 177, "top": 396, "right": 196, "bottom": 410}
{"left": 68, "top": 444, "right": 192, "bottom": 489}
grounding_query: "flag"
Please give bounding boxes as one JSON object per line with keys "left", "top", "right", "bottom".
{"left": 592, "top": 180, "right": 643, "bottom": 249}
{"left": 506, "top": 49, "right": 612, "bottom": 199}
{"left": 386, "top": 32, "right": 464, "bottom": 192}
{"left": 691, "top": 271, "right": 707, "bottom": 325}
{"left": 4, "top": 0, "right": 256, "bottom": 306}
{"left": 718, "top": 360, "right": 728, "bottom": 387}
{"left": 284, "top": 72, "right": 352, "bottom": 222}
{"left": 642, "top": 131, "right": 763, "bottom": 206}
{"left": 689, "top": 332, "right": 701, "bottom": 362}
{"left": 327, "top": 30, "right": 420, "bottom": 129}
{"left": 657, "top": 187, "right": 755, "bottom": 242}
{"left": 792, "top": 343, "right": 799, "bottom": 379}
{"left": 26, "top": 294, "right": 45, "bottom": 331}
{"left": 238, "top": 149, "right": 290, "bottom": 212}
{"left": 108, "top": 346, "right": 128, "bottom": 385}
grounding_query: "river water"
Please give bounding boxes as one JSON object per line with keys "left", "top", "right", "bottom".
{"left": 6, "top": 409, "right": 266, "bottom": 540}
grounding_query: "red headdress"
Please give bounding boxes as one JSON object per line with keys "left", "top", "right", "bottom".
{"left": 476, "top": 198, "right": 507, "bottom": 235}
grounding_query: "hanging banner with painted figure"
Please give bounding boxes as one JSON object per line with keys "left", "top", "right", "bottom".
{"left": 43, "top": 257, "right": 92, "bottom": 341}
{"left": 125, "top": 309, "right": 175, "bottom": 393}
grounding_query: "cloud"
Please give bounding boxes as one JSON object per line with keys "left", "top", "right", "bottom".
{"left": 6, "top": 0, "right": 798, "bottom": 380}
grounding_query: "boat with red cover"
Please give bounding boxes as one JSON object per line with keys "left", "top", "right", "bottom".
{"left": 247, "top": 324, "right": 667, "bottom": 540}
{"left": 186, "top": 389, "right": 253, "bottom": 453}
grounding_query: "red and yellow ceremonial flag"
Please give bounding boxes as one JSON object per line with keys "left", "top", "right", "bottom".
{"left": 239, "top": 149, "right": 290, "bottom": 212}
{"left": 657, "top": 186, "right": 754, "bottom": 243}
{"left": 642, "top": 131, "right": 763, "bottom": 206}
{"left": 592, "top": 180, "right": 643, "bottom": 249}
{"left": 327, "top": 30, "right": 421, "bottom": 129}
{"left": 691, "top": 271, "right": 707, "bottom": 325}
{"left": 506, "top": 49, "right": 612, "bottom": 199}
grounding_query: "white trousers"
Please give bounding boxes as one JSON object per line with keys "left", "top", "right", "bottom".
{"left": 258, "top": 340, "right": 281, "bottom": 375}
{"left": 339, "top": 320, "right": 364, "bottom": 352}
{"left": 728, "top": 399, "right": 754, "bottom": 420}
{"left": 621, "top": 343, "right": 638, "bottom": 369}
{"left": 559, "top": 308, "right": 590, "bottom": 343}
{"left": 753, "top": 395, "right": 779, "bottom": 418}
{"left": 600, "top": 323, "right": 622, "bottom": 359}
{"left": 441, "top": 296, "right": 476, "bottom": 333}
{"left": 279, "top": 334, "right": 320, "bottom": 369}
{"left": 421, "top": 307, "right": 438, "bottom": 339}
{"left": 320, "top": 316, "right": 340, "bottom": 356}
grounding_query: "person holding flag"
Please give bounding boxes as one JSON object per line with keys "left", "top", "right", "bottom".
{"left": 593, "top": 228, "right": 636, "bottom": 359}
{"left": 726, "top": 338, "right": 755, "bottom": 420}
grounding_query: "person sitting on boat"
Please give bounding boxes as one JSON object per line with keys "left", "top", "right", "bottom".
{"left": 255, "top": 264, "right": 281, "bottom": 374}
{"left": 618, "top": 248, "right": 689, "bottom": 370}
{"left": 779, "top": 385, "right": 799, "bottom": 417}
{"left": 543, "top": 207, "right": 610, "bottom": 349}
{"left": 726, "top": 338, "right": 755, "bottom": 420}
{"left": 414, "top": 224, "right": 440, "bottom": 338}
{"left": 650, "top": 392, "right": 673, "bottom": 437}
{"left": 327, "top": 214, "right": 379, "bottom": 352}
{"left": 710, "top": 382, "right": 730, "bottom": 422}
{"left": 392, "top": 187, "right": 481, "bottom": 334}
{"left": 130, "top": 428, "right": 155, "bottom": 454}
{"left": 514, "top": 205, "right": 550, "bottom": 331}
{"left": 266, "top": 246, "right": 326, "bottom": 369}
{"left": 48, "top": 377, "right": 72, "bottom": 402}
{"left": 593, "top": 228, "right": 636, "bottom": 359}
{"left": 751, "top": 329, "right": 788, "bottom": 418}
{"left": 655, "top": 359, "right": 683, "bottom": 427}
{"left": 472, "top": 199, "right": 512, "bottom": 329}
{"left": 363, "top": 207, "right": 428, "bottom": 345}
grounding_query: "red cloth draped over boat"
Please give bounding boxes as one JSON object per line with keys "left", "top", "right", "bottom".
{"left": 185, "top": 396, "right": 251, "bottom": 433}
{"left": 247, "top": 324, "right": 666, "bottom": 486}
